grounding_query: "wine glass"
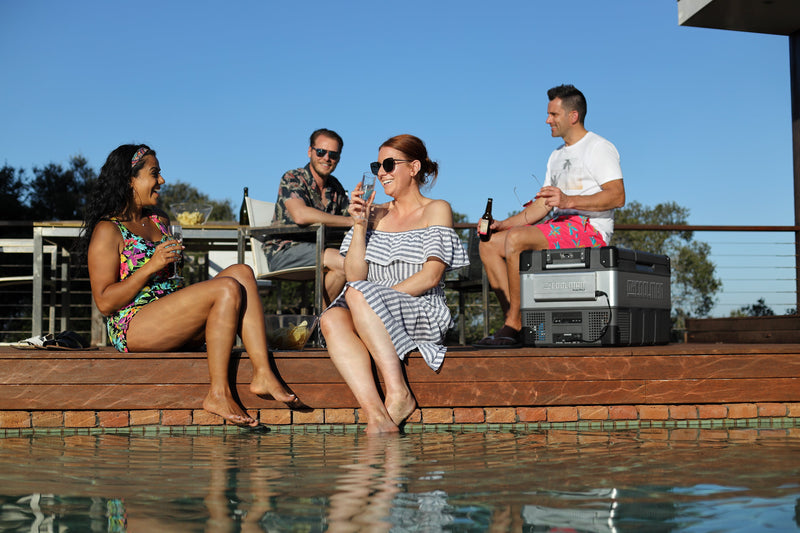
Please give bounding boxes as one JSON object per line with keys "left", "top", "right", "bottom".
{"left": 361, "top": 172, "right": 376, "bottom": 201}
{"left": 168, "top": 224, "right": 183, "bottom": 280}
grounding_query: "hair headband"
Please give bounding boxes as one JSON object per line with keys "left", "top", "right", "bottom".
{"left": 131, "top": 146, "right": 149, "bottom": 168}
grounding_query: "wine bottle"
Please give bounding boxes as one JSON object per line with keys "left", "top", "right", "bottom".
{"left": 239, "top": 187, "right": 249, "bottom": 226}
{"left": 478, "top": 198, "right": 493, "bottom": 242}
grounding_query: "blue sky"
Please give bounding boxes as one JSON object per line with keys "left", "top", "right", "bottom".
{"left": 1, "top": 1, "right": 795, "bottom": 315}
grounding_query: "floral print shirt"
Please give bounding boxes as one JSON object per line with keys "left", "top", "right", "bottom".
{"left": 264, "top": 164, "right": 349, "bottom": 254}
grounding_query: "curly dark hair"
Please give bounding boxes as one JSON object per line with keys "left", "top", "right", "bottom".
{"left": 73, "top": 144, "right": 155, "bottom": 263}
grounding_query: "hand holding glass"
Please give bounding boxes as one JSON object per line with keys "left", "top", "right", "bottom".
{"left": 356, "top": 172, "right": 375, "bottom": 220}
{"left": 360, "top": 172, "right": 375, "bottom": 201}
{"left": 168, "top": 224, "right": 183, "bottom": 280}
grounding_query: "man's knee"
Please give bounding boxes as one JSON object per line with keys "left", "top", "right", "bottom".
{"left": 506, "top": 226, "right": 548, "bottom": 254}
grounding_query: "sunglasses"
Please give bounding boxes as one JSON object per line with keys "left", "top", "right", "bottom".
{"left": 370, "top": 158, "right": 412, "bottom": 175}
{"left": 311, "top": 147, "right": 340, "bottom": 160}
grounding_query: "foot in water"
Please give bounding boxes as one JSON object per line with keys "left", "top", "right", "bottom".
{"left": 203, "top": 391, "right": 258, "bottom": 427}
{"left": 385, "top": 390, "right": 417, "bottom": 427}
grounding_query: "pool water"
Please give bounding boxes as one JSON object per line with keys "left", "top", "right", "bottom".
{"left": 0, "top": 426, "right": 798, "bottom": 532}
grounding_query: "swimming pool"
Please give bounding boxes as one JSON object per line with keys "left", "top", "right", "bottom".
{"left": 0, "top": 426, "right": 798, "bottom": 531}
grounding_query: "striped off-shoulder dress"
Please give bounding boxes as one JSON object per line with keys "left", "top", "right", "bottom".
{"left": 328, "top": 225, "right": 469, "bottom": 371}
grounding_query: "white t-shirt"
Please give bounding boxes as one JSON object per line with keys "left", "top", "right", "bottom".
{"left": 544, "top": 131, "right": 623, "bottom": 244}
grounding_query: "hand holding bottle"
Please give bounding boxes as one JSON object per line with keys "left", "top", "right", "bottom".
{"left": 477, "top": 198, "right": 493, "bottom": 242}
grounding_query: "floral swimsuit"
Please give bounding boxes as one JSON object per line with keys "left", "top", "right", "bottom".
{"left": 106, "top": 215, "right": 183, "bottom": 352}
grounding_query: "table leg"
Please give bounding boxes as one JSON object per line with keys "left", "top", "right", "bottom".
{"left": 32, "top": 227, "right": 43, "bottom": 337}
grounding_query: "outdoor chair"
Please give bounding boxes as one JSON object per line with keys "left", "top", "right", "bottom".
{"left": 444, "top": 230, "right": 491, "bottom": 345}
{"left": 237, "top": 197, "right": 328, "bottom": 315}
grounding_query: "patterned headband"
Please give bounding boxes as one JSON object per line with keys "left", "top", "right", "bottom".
{"left": 131, "top": 146, "right": 149, "bottom": 168}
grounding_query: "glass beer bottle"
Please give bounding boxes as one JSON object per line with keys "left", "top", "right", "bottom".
{"left": 478, "top": 198, "right": 493, "bottom": 242}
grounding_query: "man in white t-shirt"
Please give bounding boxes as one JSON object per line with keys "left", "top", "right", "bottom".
{"left": 476, "top": 84, "right": 626, "bottom": 347}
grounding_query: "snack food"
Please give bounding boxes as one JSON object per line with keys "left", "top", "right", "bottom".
{"left": 267, "top": 319, "right": 310, "bottom": 349}
{"left": 176, "top": 210, "right": 206, "bottom": 226}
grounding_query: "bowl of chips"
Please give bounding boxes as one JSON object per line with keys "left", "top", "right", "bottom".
{"left": 171, "top": 203, "right": 213, "bottom": 226}
{"left": 265, "top": 314, "right": 318, "bottom": 350}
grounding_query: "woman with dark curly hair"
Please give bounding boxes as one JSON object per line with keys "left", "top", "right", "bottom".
{"left": 77, "top": 143, "right": 298, "bottom": 426}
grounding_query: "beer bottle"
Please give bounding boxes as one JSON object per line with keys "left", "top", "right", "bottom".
{"left": 478, "top": 198, "right": 493, "bottom": 242}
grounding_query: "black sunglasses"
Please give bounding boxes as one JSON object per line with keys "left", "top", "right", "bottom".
{"left": 311, "top": 147, "right": 340, "bottom": 160}
{"left": 370, "top": 158, "right": 412, "bottom": 175}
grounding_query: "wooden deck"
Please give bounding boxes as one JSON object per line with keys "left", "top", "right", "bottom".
{"left": 2, "top": 342, "right": 800, "bottom": 431}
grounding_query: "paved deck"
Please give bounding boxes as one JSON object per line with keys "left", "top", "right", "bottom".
{"left": 2, "top": 343, "right": 799, "bottom": 431}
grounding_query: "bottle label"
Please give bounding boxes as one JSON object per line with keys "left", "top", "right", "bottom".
{"left": 478, "top": 219, "right": 489, "bottom": 235}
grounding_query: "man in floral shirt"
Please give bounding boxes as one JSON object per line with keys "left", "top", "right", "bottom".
{"left": 265, "top": 128, "right": 352, "bottom": 305}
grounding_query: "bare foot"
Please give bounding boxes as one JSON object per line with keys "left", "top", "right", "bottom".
{"left": 250, "top": 367, "right": 296, "bottom": 403}
{"left": 203, "top": 390, "right": 258, "bottom": 427}
{"left": 365, "top": 416, "right": 400, "bottom": 435}
{"left": 385, "top": 390, "right": 417, "bottom": 427}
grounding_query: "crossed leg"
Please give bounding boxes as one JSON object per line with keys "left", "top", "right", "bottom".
{"left": 127, "top": 264, "right": 295, "bottom": 426}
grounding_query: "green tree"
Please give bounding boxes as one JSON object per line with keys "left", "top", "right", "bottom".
{"left": 0, "top": 164, "right": 31, "bottom": 221}
{"left": 27, "top": 156, "right": 96, "bottom": 220}
{"left": 731, "top": 297, "right": 775, "bottom": 317}
{"left": 611, "top": 201, "right": 722, "bottom": 330}
{"left": 149, "top": 181, "right": 235, "bottom": 285}
{"left": 157, "top": 181, "right": 234, "bottom": 222}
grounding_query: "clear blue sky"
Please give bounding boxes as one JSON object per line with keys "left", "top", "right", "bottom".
{"left": 1, "top": 1, "right": 795, "bottom": 315}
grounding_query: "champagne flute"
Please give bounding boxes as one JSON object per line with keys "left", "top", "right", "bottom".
{"left": 168, "top": 224, "right": 183, "bottom": 280}
{"left": 361, "top": 171, "right": 376, "bottom": 201}
{"left": 357, "top": 172, "right": 376, "bottom": 221}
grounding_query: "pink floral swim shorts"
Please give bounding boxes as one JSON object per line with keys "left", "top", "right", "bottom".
{"left": 535, "top": 215, "right": 606, "bottom": 249}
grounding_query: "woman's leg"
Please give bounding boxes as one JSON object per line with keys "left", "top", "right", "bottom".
{"left": 127, "top": 277, "right": 255, "bottom": 425}
{"left": 323, "top": 248, "right": 346, "bottom": 306}
{"left": 213, "top": 264, "right": 295, "bottom": 403}
{"left": 321, "top": 305, "right": 400, "bottom": 434}
{"left": 344, "top": 289, "right": 416, "bottom": 427}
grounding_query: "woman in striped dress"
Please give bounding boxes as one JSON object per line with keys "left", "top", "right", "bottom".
{"left": 320, "top": 135, "right": 469, "bottom": 434}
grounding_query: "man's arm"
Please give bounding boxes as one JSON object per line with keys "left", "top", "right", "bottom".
{"left": 284, "top": 197, "right": 352, "bottom": 227}
{"left": 536, "top": 179, "right": 625, "bottom": 211}
{"left": 490, "top": 197, "right": 551, "bottom": 232}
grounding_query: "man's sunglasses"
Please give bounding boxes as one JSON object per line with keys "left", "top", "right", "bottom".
{"left": 370, "top": 158, "right": 412, "bottom": 175}
{"left": 312, "top": 147, "right": 340, "bottom": 160}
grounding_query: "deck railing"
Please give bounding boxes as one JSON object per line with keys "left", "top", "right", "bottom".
{"left": 450, "top": 222, "right": 800, "bottom": 323}
{"left": 614, "top": 224, "right": 800, "bottom": 315}
{"left": 1, "top": 222, "right": 798, "bottom": 343}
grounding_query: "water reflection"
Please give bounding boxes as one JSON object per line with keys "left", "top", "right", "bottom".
{"left": 0, "top": 427, "right": 798, "bottom": 532}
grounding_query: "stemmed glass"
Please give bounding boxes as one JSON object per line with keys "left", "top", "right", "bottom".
{"left": 357, "top": 172, "right": 376, "bottom": 220}
{"left": 361, "top": 171, "right": 376, "bottom": 201}
{"left": 168, "top": 224, "right": 183, "bottom": 280}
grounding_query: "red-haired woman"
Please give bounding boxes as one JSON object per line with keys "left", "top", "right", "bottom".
{"left": 320, "top": 135, "right": 469, "bottom": 434}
